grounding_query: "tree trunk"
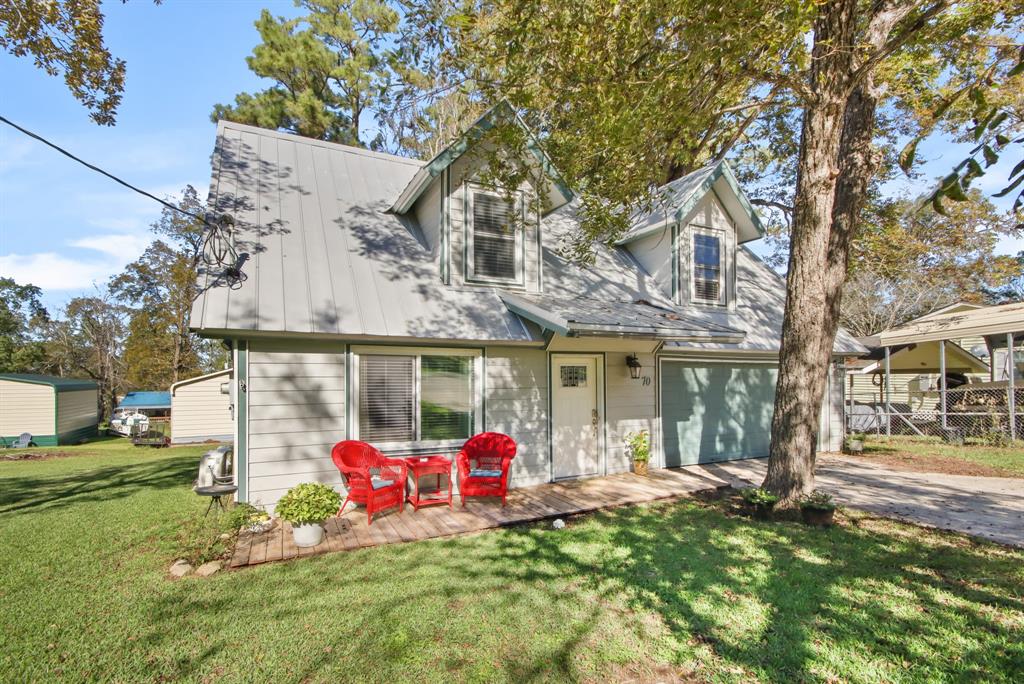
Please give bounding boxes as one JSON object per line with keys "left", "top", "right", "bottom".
{"left": 762, "top": 0, "right": 859, "bottom": 502}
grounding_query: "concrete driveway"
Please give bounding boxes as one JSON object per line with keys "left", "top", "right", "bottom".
{"left": 701, "top": 455, "right": 1024, "bottom": 548}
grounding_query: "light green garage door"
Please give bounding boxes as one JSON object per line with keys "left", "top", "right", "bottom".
{"left": 661, "top": 361, "right": 778, "bottom": 467}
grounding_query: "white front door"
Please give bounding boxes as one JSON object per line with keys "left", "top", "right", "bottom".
{"left": 551, "top": 355, "right": 601, "bottom": 479}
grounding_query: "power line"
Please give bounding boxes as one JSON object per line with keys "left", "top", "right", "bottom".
{"left": 0, "top": 114, "right": 209, "bottom": 225}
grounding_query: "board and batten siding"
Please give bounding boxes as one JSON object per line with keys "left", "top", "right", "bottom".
{"left": 484, "top": 348, "right": 549, "bottom": 487}
{"left": 0, "top": 379, "right": 54, "bottom": 437}
{"left": 56, "top": 389, "right": 99, "bottom": 436}
{"left": 171, "top": 371, "right": 234, "bottom": 443}
{"left": 246, "top": 341, "right": 346, "bottom": 510}
{"left": 605, "top": 352, "right": 659, "bottom": 473}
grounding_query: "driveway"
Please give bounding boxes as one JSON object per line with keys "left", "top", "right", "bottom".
{"left": 700, "top": 455, "right": 1024, "bottom": 548}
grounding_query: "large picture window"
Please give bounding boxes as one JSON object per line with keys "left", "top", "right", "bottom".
{"left": 355, "top": 349, "right": 480, "bottom": 447}
{"left": 468, "top": 189, "right": 520, "bottom": 283}
{"left": 692, "top": 230, "right": 724, "bottom": 304}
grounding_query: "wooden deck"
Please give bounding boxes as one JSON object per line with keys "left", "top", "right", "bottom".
{"left": 229, "top": 465, "right": 732, "bottom": 569}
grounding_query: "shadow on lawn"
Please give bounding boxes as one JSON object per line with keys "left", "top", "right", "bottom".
{"left": 135, "top": 495, "right": 1022, "bottom": 683}
{"left": 0, "top": 455, "right": 195, "bottom": 514}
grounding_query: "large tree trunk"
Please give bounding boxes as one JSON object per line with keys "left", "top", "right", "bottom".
{"left": 762, "top": 0, "right": 859, "bottom": 502}
{"left": 763, "top": 0, "right": 918, "bottom": 502}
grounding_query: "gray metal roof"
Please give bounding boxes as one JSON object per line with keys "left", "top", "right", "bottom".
{"left": 501, "top": 292, "right": 745, "bottom": 341}
{"left": 0, "top": 373, "right": 98, "bottom": 392}
{"left": 193, "top": 121, "right": 532, "bottom": 342}
{"left": 193, "top": 121, "right": 864, "bottom": 356}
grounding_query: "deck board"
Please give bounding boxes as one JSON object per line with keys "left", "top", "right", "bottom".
{"left": 229, "top": 465, "right": 730, "bottom": 569}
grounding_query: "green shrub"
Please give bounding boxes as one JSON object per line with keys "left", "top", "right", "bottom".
{"left": 740, "top": 487, "right": 779, "bottom": 507}
{"left": 275, "top": 482, "right": 342, "bottom": 524}
{"left": 624, "top": 430, "right": 651, "bottom": 462}
{"left": 798, "top": 490, "right": 836, "bottom": 511}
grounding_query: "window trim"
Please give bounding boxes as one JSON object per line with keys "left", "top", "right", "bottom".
{"left": 689, "top": 225, "right": 727, "bottom": 306}
{"left": 465, "top": 183, "right": 525, "bottom": 286}
{"left": 349, "top": 346, "right": 483, "bottom": 452}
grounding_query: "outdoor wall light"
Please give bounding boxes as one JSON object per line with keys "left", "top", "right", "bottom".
{"left": 626, "top": 353, "right": 642, "bottom": 380}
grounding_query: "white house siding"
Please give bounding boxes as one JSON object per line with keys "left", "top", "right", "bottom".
{"left": 629, "top": 230, "right": 674, "bottom": 300}
{"left": 414, "top": 169, "right": 443, "bottom": 255}
{"left": 246, "top": 341, "right": 346, "bottom": 509}
{"left": 484, "top": 347, "right": 549, "bottom": 487}
{"left": 171, "top": 372, "right": 233, "bottom": 443}
{"left": 605, "top": 352, "right": 659, "bottom": 473}
{"left": 56, "top": 389, "right": 99, "bottom": 436}
{"left": 0, "top": 380, "right": 54, "bottom": 437}
{"left": 447, "top": 150, "right": 542, "bottom": 292}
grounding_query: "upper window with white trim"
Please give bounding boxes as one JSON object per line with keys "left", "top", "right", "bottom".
{"left": 691, "top": 230, "right": 725, "bottom": 304}
{"left": 354, "top": 348, "right": 482, "bottom": 448}
{"left": 467, "top": 189, "right": 521, "bottom": 284}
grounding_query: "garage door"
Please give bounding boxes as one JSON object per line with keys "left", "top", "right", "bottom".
{"left": 661, "top": 361, "right": 778, "bottom": 467}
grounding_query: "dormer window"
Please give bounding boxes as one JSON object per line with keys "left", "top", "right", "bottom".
{"left": 692, "top": 229, "right": 725, "bottom": 305}
{"left": 467, "top": 188, "right": 522, "bottom": 284}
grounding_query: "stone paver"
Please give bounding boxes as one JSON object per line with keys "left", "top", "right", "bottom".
{"left": 703, "top": 456, "right": 1024, "bottom": 547}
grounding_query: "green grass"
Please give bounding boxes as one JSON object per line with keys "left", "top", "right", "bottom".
{"left": 1, "top": 443, "right": 1022, "bottom": 682}
{"left": 861, "top": 435, "right": 1024, "bottom": 476}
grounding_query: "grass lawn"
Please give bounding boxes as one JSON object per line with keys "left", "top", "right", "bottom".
{"left": 1, "top": 442, "right": 1022, "bottom": 682}
{"left": 857, "top": 435, "right": 1024, "bottom": 478}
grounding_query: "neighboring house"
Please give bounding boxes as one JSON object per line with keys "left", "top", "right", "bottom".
{"left": 170, "top": 369, "right": 234, "bottom": 444}
{"left": 191, "top": 104, "right": 864, "bottom": 509}
{"left": 846, "top": 302, "right": 999, "bottom": 416}
{"left": 116, "top": 391, "right": 172, "bottom": 417}
{"left": 0, "top": 373, "right": 99, "bottom": 446}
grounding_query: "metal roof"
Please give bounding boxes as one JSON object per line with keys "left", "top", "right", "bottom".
{"left": 877, "top": 301, "right": 1024, "bottom": 347}
{"left": 856, "top": 340, "right": 989, "bottom": 374}
{"left": 170, "top": 368, "right": 232, "bottom": 395}
{"left": 615, "top": 161, "right": 764, "bottom": 246}
{"left": 0, "top": 373, "right": 97, "bottom": 392}
{"left": 118, "top": 391, "right": 172, "bottom": 409}
{"left": 193, "top": 122, "right": 865, "bottom": 356}
{"left": 501, "top": 292, "right": 745, "bottom": 341}
{"left": 389, "top": 102, "right": 573, "bottom": 216}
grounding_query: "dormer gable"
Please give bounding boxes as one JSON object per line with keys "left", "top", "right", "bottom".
{"left": 395, "top": 102, "right": 574, "bottom": 291}
{"left": 620, "top": 161, "right": 764, "bottom": 309}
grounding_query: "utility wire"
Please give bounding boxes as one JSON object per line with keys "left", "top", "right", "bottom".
{"left": 0, "top": 114, "right": 209, "bottom": 225}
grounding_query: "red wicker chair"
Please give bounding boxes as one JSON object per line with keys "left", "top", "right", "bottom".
{"left": 330, "top": 440, "right": 407, "bottom": 525}
{"left": 456, "top": 432, "right": 517, "bottom": 506}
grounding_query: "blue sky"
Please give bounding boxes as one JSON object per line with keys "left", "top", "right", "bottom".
{"left": 1, "top": 1, "right": 1020, "bottom": 312}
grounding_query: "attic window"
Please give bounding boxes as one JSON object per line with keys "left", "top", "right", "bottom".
{"left": 692, "top": 231, "right": 724, "bottom": 304}
{"left": 468, "top": 189, "right": 521, "bottom": 284}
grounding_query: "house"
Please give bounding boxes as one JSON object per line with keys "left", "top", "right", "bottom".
{"left": 191, "top": 105, "right": 864, "bottom": 509}
{"left": 170, "top": 369, "right": 234, "bottom": 444}
{"left": 0, "top": 373, "right": 99, "bottom": 446}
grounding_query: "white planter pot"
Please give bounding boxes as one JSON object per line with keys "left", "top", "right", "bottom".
{"left": 291, "top": 522, "right": 325, "bottom": 547}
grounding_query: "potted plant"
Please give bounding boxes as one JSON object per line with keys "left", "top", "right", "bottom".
{"left": 274, "top": 482, "right": 342, "bottom": 547}
{"left": 844, "top": 433, "right": 865, "bottom": 454}
{"left": 798, "top": 490, "right": 836, "bottom": 526}
{"left": 740, "top": 487, "right": 779, "bottom": 520}
{"left": 624, "top": 430, "right": 651, "bottom": 476}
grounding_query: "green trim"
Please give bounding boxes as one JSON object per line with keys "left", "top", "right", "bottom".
{"left": 236, "top": 341, "right": 248, "bottom": 502}
{"left": 671, "top": 223, "right": 680, "bottom": 304}
{"left": 390, "top": 101, "right": 574, "bottom": 215}
{"left": 615, "top": 161, "right": 764, "bottom": 246}
{"left": 2, "top": 433, "right": 57, "bottom": 447}
{"left": 0, "top": 373, "right": 97, "bottom": 392}
{"left": 441, "top": 167, "right": 451, "bottom": 285}
{"left": 57, "top": 424, "right": 99, "bottom": 445}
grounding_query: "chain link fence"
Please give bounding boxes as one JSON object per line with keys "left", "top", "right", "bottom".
{"left": 847, "top": 384, "right": 1022, "bottom": 446}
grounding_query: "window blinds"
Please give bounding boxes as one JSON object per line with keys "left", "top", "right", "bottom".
{"left": 359, "top": 355, "right": 415, "bottom": 443}
{"left": 472, "top": 192, "right": 517, "bottom": 280}
{"left": 693, "top": 233, "right": 721, "bottom": 302}
{"left": 358, "top": 353, "right": 475, "bottom": 444}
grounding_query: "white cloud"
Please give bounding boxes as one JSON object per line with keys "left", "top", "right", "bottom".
{"left": 0, "top": 252, "right": 115, "bottom": 291}
{"left": 69, "top": 233, "right": 152, "bottom": 260}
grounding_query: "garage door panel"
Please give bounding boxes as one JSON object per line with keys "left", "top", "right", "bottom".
{"left": 662, "top": 362, "right": 777, "bottom": 466}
